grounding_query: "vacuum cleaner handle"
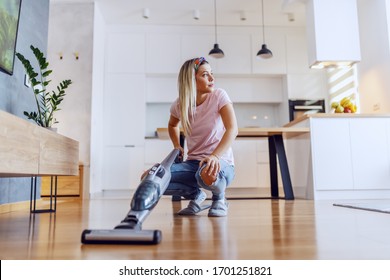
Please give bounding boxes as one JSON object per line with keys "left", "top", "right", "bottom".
{"left": 128, "top": 148, "right": 181, "bottom": 212}
{"left": 160, "top": 148, "right": 181, "bottom": 169}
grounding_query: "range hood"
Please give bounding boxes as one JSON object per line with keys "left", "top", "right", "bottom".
{"left": 305, "top": 0, "right": 361, "bottom": 68}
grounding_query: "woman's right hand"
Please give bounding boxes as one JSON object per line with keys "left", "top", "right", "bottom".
{"left": 174, "top": 146, "right": 185, "bottom": 163}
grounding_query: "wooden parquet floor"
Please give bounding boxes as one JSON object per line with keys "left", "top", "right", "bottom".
{"left": 1, "top": 197, "right": 390, "bottom": 260}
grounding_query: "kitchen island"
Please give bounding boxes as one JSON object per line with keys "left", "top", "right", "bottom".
{"left": 286, "top": 113, "right": 390, "bottom": 200}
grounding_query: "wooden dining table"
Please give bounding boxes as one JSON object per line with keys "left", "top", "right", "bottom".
{"left": 157, "top": 127, "right": 310, "bottom": 200}
{"left": 237, "top": 127, "right": 309, "bottom": 200}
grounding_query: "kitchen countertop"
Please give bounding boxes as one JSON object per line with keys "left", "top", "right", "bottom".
{"left": 155, "top": 112, "right": 389, "bottom": 139}
{"left": 156, "top": 113, "right": 389, "bottom": 138}
{"left": 284, "top": 113, "right": 390, "bottom": 127}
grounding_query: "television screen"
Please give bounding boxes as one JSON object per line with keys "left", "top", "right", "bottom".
{"left": 0, "top": 0, "right": 22, "bottom": 75}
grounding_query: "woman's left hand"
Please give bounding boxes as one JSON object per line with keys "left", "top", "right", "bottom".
{"left": 199, "top": 154, "right": 220, "bottom": 176}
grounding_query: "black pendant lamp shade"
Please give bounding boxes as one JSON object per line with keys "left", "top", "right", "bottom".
{"left": 209, "top": 0, "right": 224, "bottom": 58}
{"left": 209, "top": 43, "right": 224, "bottom": 58}
{"left": 257, "top": 0, "right": 273, "bottom": 59}
{"left": 257, "top": 44, "right": 273, "bottom": 59}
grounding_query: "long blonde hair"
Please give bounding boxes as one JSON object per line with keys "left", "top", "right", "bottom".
{"left": 177, "top": 57, "right": 208, "bottom": 136}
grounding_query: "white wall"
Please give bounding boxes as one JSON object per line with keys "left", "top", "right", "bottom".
{"left": 47, "top": 2, "right": 94, "bottom": 196}
{"left": 357, "top": 0, "right": 390, "bottom": 113}
{"left": 89, "top": 3, "right": 106, "bottom": 196}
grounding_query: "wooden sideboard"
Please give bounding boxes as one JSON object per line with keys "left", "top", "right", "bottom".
{"left": 41, "top": 165, "right": 83, "bottom": 197}
{"left": 0, "top": 110, "right": 79, "bottom": 177}
{"left": 0, "top": 110, "right": 79, "bottom": 211}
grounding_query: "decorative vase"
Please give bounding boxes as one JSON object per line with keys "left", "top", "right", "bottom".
{"left": 47, "top": 127, "right": 58, "bottom": 133}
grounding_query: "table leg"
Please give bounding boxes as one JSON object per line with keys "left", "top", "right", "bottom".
{"left": 273, "top": 135, "right": 294, "bottom": 200}
{"left": 268, "top": 137, "right": 279, "bottom": 198}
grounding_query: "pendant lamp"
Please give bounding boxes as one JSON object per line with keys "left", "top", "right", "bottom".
{"left": 256, "top": 0, "right": 273, "bottom": 59}
{"left": 209, "top": 0, "right": 224, "bottom": 58}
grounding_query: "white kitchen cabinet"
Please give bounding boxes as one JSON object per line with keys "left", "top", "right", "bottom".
{"left": 105, "top": 32, "right": 145, "bottom": 74}
{"left": 146, "top": 75, "right": 177, "bottom": 103}
{"left": 310, "top": 118, "right": 353, "bottom": 190}
{"left": 285, "top": 31, "right": 311, "bottom": 74}
{"left": 349, "top": 118, "right": 390, "bottom": 189}
{"left": 181, "top": 34, "right": 215, "bottom": 62}
{"left": 310, "top": 117, "right": 390, "bottom": 193}
{"left": 231, "top": 138, "right": 281, "bottom": 190}
{"left": 144, "top": 139, "right": 174, "bottom": 166}
{"left": 181, "top": 33, "right": 252, "bottom": 75}
{"left": 299, "top": 115, "right": 390, "bottom": 199}
{"left": 102, "top": 73, "right": 146, "bottom": 192}
{"left": 146, "top": 33, "right": 182, "bottom": 73}
{"left": 257, "top": 163, "right": 272, "bottom": 189}
{"left": 256, "top": 139, "right": 269, "bottom": 163}
{"left": 285, "top": 133, "right": 312, "bottom": 198}
{"left": 213, "top": 34, "right": 252, "bottom": 74}
{"left": 230, "top": 139, "right": 258, "bottom": 188}
{"left": 217, "top": 76, "right": 283, "bottom": 103}
{"left": 255, "top": 139, "right": 284, "bottom": 191}
{"left": 102, "top": 146, "right": 145, "bottom": 190}
{"left": 103, "top": 73, "right": 145, "bottom": 146}
{"left": 256, "top": 139, "right": 271, "bottom": 189}
{"left": 286, "top": 73, "right": 328, "bottom": 100}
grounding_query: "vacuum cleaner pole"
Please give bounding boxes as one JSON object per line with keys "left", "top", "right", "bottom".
{"left": 81, "top": 149, "right": 180, "bottom": 245}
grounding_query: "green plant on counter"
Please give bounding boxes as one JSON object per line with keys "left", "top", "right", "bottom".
{"left": 16, "top": 45, "right": 72, "bottom": 127}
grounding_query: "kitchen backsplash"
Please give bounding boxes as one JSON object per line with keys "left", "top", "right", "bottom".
{"left": 145, "top": 103, "right": 280, "bottom": 137}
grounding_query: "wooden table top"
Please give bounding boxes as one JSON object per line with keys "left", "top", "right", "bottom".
{"left": 156, "top": 127, "right": 310, "bottom": 139}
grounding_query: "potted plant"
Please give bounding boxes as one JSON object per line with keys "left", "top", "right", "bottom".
{"left": 16, "top": 45, "right": 72, "bottom": 128}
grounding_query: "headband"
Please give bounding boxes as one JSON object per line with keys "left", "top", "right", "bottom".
{"left": 194, "top": 57, "right": 206, "bottom": 72}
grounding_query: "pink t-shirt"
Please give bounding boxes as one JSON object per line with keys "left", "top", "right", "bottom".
{"left": 170, "top": 88, "right": 234, "bottom": 165}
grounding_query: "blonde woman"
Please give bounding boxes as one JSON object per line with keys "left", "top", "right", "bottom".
{"left": 164, "top": 57, "right": 238, "bottom": 217}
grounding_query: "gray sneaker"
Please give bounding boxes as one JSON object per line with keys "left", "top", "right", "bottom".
{"left": 177, "top": 190, "right": 210, "bottom": 216}
{"left": 208, "top": 199, "right": 228, "bottom": 217}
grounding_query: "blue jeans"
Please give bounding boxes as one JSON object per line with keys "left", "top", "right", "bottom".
{"left": 164, "top": 159, "right": 235, "bottom": 201}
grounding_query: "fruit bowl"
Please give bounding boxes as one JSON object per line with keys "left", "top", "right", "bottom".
{"left": 331, "top": 96, "right": 357, "bottom": 113}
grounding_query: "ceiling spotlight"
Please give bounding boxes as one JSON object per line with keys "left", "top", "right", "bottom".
{"left": 240, "top": 11, "right": 247, "bottom": 21}
{"left": 143, "top": 8, "right": 150, "bottom": 19}
{"left": 287, "top": 13, "right": 295, "bottom": 22}
{"left": 193, "top": 9, "right": 200, "bottom": 20}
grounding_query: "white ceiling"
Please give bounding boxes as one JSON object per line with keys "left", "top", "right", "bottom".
{"left": 50, "top": 0, "right": 306, "bottom": 27}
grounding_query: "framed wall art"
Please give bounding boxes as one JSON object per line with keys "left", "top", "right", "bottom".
{"left": 0, "top": 0, "right": 22, "bottom": 75}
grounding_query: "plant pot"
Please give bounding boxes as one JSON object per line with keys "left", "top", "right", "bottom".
{"left": 47, "top": 127, "right": 58, "bottom": 133}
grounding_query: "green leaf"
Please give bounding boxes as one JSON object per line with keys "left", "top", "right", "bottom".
{"left": 29, "top": 72, "right": 38, "bottom": 79}
{"left": 42, "top": 70, "right": 52, "bottom": 77}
